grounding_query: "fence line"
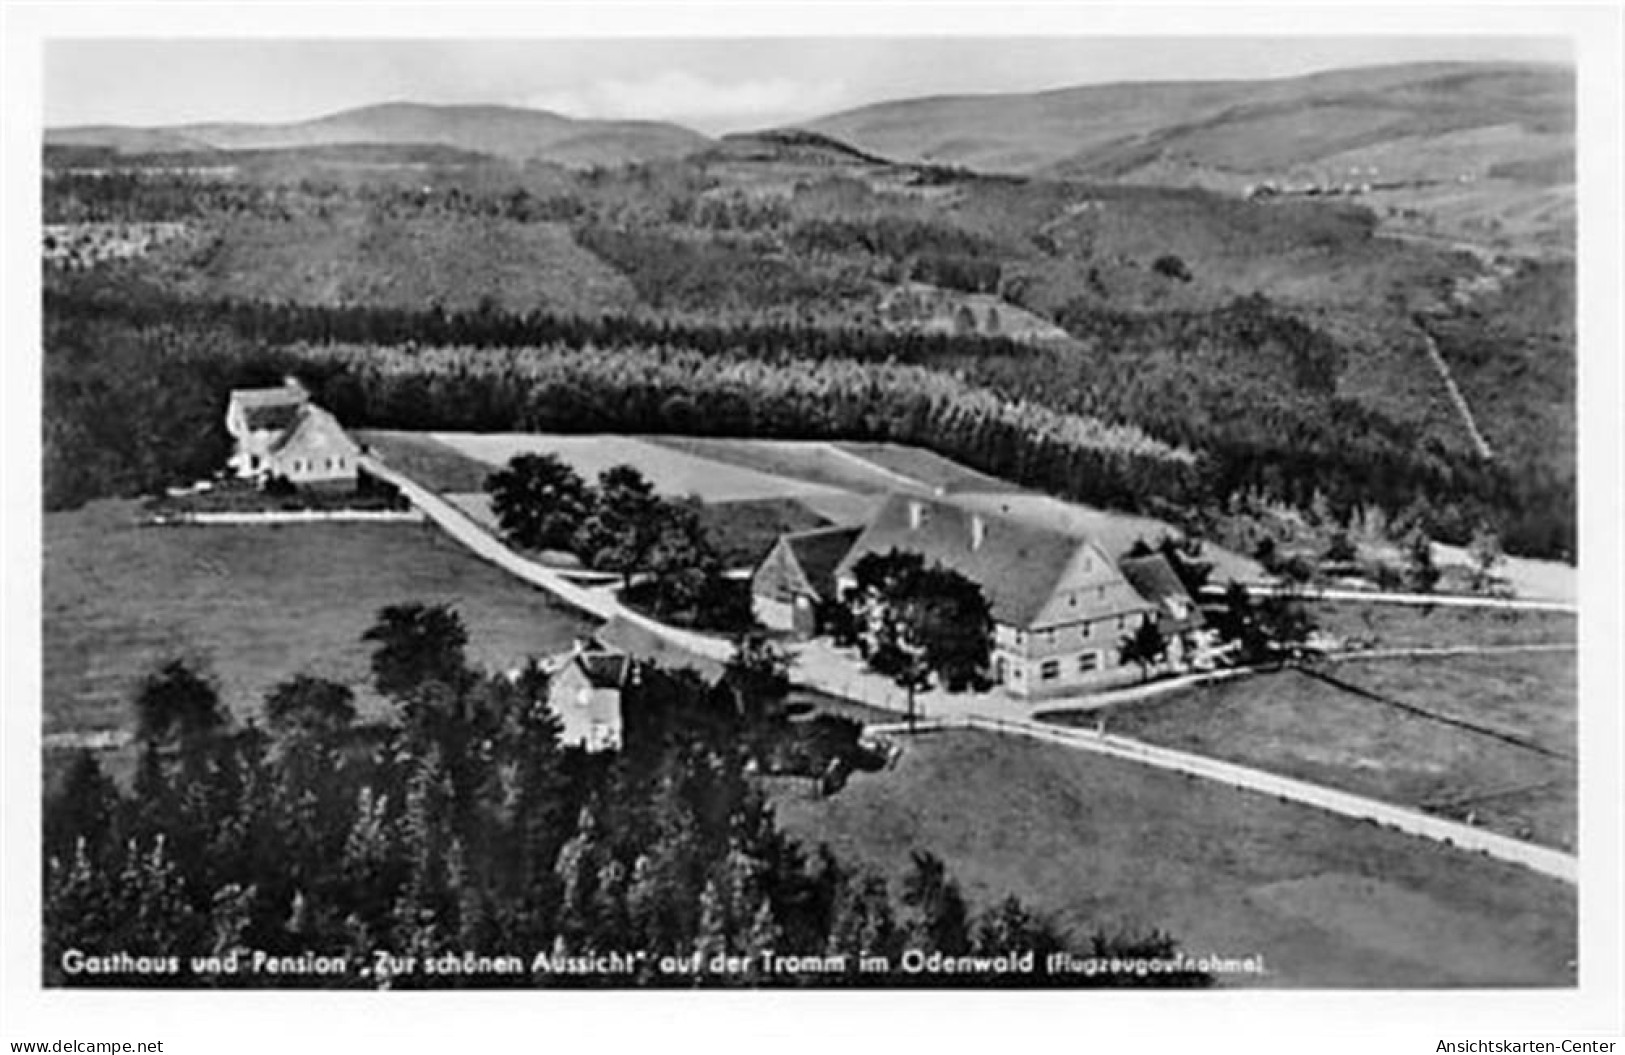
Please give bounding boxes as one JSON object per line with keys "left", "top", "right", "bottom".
{"left": 149, "top": 508, "right": 423, "bottom": 525}
{"left": 869, "top": 714, "right": 1576, "bottom": 884}
{"left": 1205, "top": 583, "right": 1577, "bottom": 614}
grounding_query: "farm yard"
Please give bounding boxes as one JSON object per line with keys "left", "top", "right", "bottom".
{"left": 1041, "top": 650, "right": 1577, "bottom": 850}
{"left": 43, "top": 499, "right": 597, "bottom": 747}
{"left": 773, "top": 730, "right": 1576, "bottom": 987}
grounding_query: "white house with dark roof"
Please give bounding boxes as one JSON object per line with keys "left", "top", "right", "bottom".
{"left": 225, "top": 378, "right": 360, "bottom": 488}
{"left": 544, "top": 640, "right": 633, "bottom": 752}
{"left": 823, "top": 494, "right": 1164, "bottom": 697}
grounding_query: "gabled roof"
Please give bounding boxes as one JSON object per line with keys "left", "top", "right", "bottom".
{"left": 834, "top": 494, "right": 1095, "bottom": 629}
{"left": 781, "top": 525, "right": 863, "bottom": 600}
{"left": 268, "top": 404, "right": 361, "bottom": 457}
{"left": 229, "top": 382, "right": 308, "bottom": 433}
{"left": 573, "top": 651, "right": 631, "bottom": 690}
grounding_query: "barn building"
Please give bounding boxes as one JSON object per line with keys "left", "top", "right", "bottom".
{"left": 750, "top": 525, "right": 864, "bottom": 637}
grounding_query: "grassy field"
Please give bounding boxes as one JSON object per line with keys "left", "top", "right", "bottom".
{"left": 43, "top": 500, "right": 597, "bottom": 740}
{"left": 432, "top": 433, "right": 850, "bottom": 503}
{"left": 696, "top": 497, "right": 830, "bottom": 569}
{"left": 1311, "top": 601, "right": 1578, "bottom": 649}
{"left": 772, "top": 730, "right": 1575, "bottom": 987}
{"left": 1043, "top": 651, "right": 1576, "bottom": 850}
{"left": 832, "top": 442, "right": 1027, "bottom": 494}
{"left": 642, "top": 436, "right": 922, "bottom": 494}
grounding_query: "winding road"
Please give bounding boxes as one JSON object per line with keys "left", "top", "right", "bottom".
{"left": 363, "top": 452, "right": 1580, "bottom": 886}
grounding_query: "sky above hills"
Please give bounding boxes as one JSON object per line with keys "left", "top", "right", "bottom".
{"left": 45, "top": 36, "right": 1571, "bottom": 136}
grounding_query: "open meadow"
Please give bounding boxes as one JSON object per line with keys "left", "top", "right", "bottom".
{"left": 43, "top": 500, "right": 597, "bottom": 743}
{"left": 429, "top": 432, "right": 852, "bottom": 504}
{"left": 1311, "top": 600, "right": 1578, "bottom": 649}
{"left": 772, "top": 730, "right": 1576, "bottom": 987}
{"left": 1043, "top": 650, "right": 1577, "bottom": 850}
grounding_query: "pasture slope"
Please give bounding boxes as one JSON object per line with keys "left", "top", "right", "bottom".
{"left": 773, "top": 731, "right": 1575, "bottom": 987}
{"left": 43, "top": 499, "right": 596, "bottom": 740}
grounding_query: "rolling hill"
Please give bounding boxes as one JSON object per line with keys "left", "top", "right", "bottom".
{"left": 803, "top": 62, "right": 1574, "bottom": 251}
{"left": 803, "top": 62, "right": 1570, "bottom": 178}
{"left": 48, "top": 101, "right": 712, "bottom": 168}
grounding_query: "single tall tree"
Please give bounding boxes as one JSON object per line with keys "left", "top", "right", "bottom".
{"left": 1118, "top": 619, "right": 1168, "bottom": 681}
{"left": 485, "top": 453, "right": 592, "bottom": 553}
{"left": 573, "top": 464, "right": 662, "bottom": 584}
{"left": 133, "top": 658, "right": 225, "bottom": 745}
{"left": 263, "top": 674, "right": 357, "bottom": 737}
{"left": 362, "top": 603, "right": 472, "bottom": 702}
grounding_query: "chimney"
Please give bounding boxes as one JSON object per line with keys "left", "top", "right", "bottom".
{"left": 970, "top": 515, "right": 987, "bottom": 551}
{"left": 908, "top": 500, "right": 925, "bottom": 530}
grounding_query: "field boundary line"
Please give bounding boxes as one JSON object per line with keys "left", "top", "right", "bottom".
{"left": 870, "top": 715, "right": 1577, "bottom": 885}
{"left": 149, "top": 509, "right": 424, "bottom": 525}
{"left": 1295, "top": 665, "right": 1572, "bottom": 760}
{"left": 1207, "top": 583, "right": 1577, "bottom": 613}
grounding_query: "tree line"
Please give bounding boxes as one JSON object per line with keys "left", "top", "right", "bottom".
{"left": 44, "top": 281, "right": 1570, "bottom": 559}
{"left": 486, "top": 455, "right": 745, "bottom": 629}
{"left": 44, "top": 603, "right": 1210, "bottom": 989}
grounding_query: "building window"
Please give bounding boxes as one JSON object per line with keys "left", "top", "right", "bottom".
{"left": 1079, "top": 652, "right": 1100, "bottom": 673}
{"left": 1081, "top": 621, "right": 1091, "bottom": 639}
{"left": 1040, "top": 660, "right": 1060, "bottom": 681}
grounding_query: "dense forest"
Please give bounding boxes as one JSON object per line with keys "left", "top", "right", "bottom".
{"left": 44, "top": 277, "right": 1571, "bottom": 558}
{"left": 44, "top": 605, "right": 1209, "bottom": 989}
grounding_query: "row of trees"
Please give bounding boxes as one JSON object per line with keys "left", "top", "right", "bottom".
{"left": 44, "top": 602, "right": 1210, "bottom": 988}
{"left": 485, "top": 455, "right": 741, "bottom": 627}
{"left": 44, "top": 294, "right": 1200, "bottom": 522}
{"left": 48, "top": 277, "right": 1569, "bottom": 558}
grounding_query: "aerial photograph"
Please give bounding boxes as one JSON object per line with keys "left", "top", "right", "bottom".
{"left": 15, "top": 18, "right": 1617, "bottom": 1044}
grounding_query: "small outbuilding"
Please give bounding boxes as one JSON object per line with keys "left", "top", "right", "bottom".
{"left": 750, "top": 525, "right": 864, "bottom": 637}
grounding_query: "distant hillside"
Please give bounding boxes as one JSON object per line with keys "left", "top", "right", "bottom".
{"left": 48, "top": 102, "right": 712, "bottom": 168}
{"left": 804, "top": 62, "right": 1574, "bottom": 250}
{"left": 45, "top": 125, "right": 215, "bottom": 155}
{"left": 710, "top": 128, "right": 893, "bottom": 166}
{"left": 805, "top": 62, "right": 1570, "bottom": 175}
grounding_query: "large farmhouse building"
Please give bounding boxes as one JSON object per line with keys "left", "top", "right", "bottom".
{"left": 225, "top": 378, "right": 360, "bottom": 489}
{"left": 752, "top": 493, "right": 1202, "bottom": 698}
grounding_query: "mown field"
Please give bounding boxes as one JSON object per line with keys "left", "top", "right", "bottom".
{"left": 773, "top": 730, "right": 1575, "bottom": 987}
{"left": 362, "top": 429, "right": 1227, "bottom": 571}
{"left": 43, "top": 499, "right": 597, "bottom": 742}
{"left": 1045, "top": 651, "right": 1577, "bottom": 850}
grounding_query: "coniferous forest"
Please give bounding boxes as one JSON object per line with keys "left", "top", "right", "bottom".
{"left": 44, "top": 276, "right": 1569, "bottom": 558}
{"left": 44, "top": 606, "right": 1210, "bottom": 989}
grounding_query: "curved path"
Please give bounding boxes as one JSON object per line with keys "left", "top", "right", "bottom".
{"left": 367, "top": 453, "right": 1578, "bottom": 885}
{"left": 361, "top": 455, "right": 734, "bottom": 662}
